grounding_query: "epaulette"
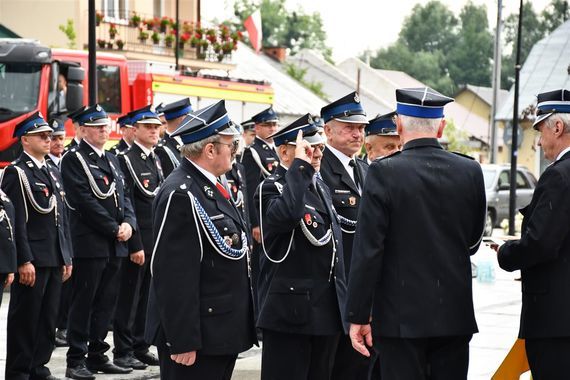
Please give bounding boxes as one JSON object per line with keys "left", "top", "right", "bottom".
{"left": 69, "top": 146, "right": 79, "bottom": 153}
{"left": 156, "top": 141, "right": 165, "bottom": 148}
{"left": 374, "top": 150, "right": 401, "bottom": 162}
{"left": 451, "top": 151, "right": 475, "bottom": 160}
{"left": 117, "top": 149, "right": 127, "bottom": 156}
{"left": 176, "top": 174, "right": 194, "bottom": 191}
{"left": 11, "top": 158, "right": 21, "bottom": 165}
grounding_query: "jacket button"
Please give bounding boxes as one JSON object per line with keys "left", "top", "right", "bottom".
{"left": 208, "top": 308, "right": 213, "bottom": 313}
{"left": 289, "top": 287, "right": 294, "bottom": 291}
{"left": 299, "top": 165, "right": 305, "bottom": 171}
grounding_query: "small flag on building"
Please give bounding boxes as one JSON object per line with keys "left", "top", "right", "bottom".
{"left": 244, "top": 9, "right": 262, "bottom": 53}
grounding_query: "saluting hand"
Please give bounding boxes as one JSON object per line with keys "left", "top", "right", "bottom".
{"left": 18, "top": 262, "right": 36, "bottom": 287}
{"left": 349, "top": 323, "right": 373, "bottom": 357}
{"left": 130, "top": 250, "right": 145, "bottom": 266}
{"left": 171, "top": 351, "right": 196, "bottom": 366}
{"left": 294, "top": 131, "right": 313, "bottom": 164}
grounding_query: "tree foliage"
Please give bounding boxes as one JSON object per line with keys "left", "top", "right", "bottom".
{"left": 58, "top": 19, "right": 77, "bottom": 49}
{"left": 365, "top": 0, "right": 569, "bottom": 93}
{"left": 234, "top": 0, "right": 333, "bottom": 62}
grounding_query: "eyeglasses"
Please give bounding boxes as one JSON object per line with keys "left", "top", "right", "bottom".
{"left": 312, "top": 144, "right": 325, "bottom": 153}
{"left": 30, "top": 133, "right": 53, "bottom": 141}
{"left": 213, "top": 140, "right": 239, "bottom": 155}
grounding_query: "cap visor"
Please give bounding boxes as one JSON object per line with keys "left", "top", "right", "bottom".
{"left": 219, "top": 124, "right": 240, "bottom": 137}
{"left": 26, "top": 125, "right": 54, "bottom": 134}
{"left": 288, "top": 134, "right": 325, "bottom": 145}
{"left": 533, "top": 112, "right": 553, "bottom": 129}
{"left": 375, "top": 131, "right": 399, "bottom": 136}
{"left": 84, "top": 118, "right": 111, "bottom": 126}
{"left": 52, "top": 131, "right": 66, "bottom": 136}
{"left": 334, "top": 114, "right": 369, "bottom": 124}
{"left": 136, "top": 118, "right": 162, "bottom": 125}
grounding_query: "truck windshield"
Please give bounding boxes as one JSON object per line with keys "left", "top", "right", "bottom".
{"left": 0, "top": 62, "right": 42, "bottom": 116}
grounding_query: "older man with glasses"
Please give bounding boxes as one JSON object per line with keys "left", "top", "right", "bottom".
{"left": 1, "top": 112, "right": 73, "bottom": 380}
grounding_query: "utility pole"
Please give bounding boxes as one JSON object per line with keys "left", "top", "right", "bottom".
{"left": 490, "top": 0, "right": 503, "bottom": 163}
{"left": 175, "top": 0, "right": 179, "bottom": 70}
{"left": 88, "top": 0, "right": 96, "bottom": 105}
{"left": 509, "top": 0, "right": 523, "bottom": 235}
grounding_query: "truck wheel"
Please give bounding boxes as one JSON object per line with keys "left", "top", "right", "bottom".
{"left": 484, "top": 210, "right": 495, "bottom": 236}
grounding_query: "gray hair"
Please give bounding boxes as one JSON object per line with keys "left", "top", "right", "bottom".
{"left": 180, "top": 135, "right": 221, "bottom": 159}
{"left": 544, "top": 113, "right": 570, "bottom": 133}
{"left": 398, "top": 115, "right": 442, "bottom": 134}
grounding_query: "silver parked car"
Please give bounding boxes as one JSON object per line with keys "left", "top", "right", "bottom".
{"left": 481, "top": 164, "right": 537, "bottom": 236}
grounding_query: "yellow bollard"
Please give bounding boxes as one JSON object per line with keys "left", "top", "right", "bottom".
{"left": 492, "top": 339, "right": 531, "bottom": 380}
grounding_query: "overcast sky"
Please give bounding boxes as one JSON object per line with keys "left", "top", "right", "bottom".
{"left": 202, "top": 0, "right": 553, "bottom": 62}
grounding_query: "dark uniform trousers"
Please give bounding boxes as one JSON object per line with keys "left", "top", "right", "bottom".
{"left": 346, "top": 139, "right": 486, "bottom": 380}
{"left": 61, "top": 141, "right": 136, "bottom": 367}
{"left": 240, "top": 137, "right": 279, "bottom": 315}
{"left": 498, "top": 151, "right": 570, "bottom": 379}
{"left": 0, "top": 191, "right": 17, "bottom": 309}
{"left": 319, "top": 147, "right": 372, "bottom": 380}
{"left": 2, "top": 156, "right": 72, "bottom": 379}
{"left": 255, "top": 159, "right": 348, "bottom": 380}
{"left": 114, "top": 144, "right": 162, "bottom": 358}
{"left": 146, "top": 158, "right": 257, "bottom": 380}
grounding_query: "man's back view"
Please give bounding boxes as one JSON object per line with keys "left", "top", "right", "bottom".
{"left": 346, "top": 87, "right": 486, "bottom": 380}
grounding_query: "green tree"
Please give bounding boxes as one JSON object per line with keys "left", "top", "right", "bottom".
{"left": 501, "top": 1, "right": 545, "bottom": 89}
{"left": 234, "top": 0, "right": 333, "bottom": 62}
{"left": 399, "top": 1, "right": 458, "bottom": 53}
{"left": 58, "top": 19, "right": 77, "bottom": 49}
{"left": 540, "top": 0, "right": 569, "bottom": 32}
{"left": 447, "top": 2, "right": 493, "bottom": 87}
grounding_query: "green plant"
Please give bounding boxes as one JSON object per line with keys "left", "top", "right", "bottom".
{"left": 58, "top": 19, "right": 77, "bottom": 49}
{"left": 151, "top": 31, "right": 160, "bottom": 44}
{"left": 130, "top": 13, "right": 141, "bottom": 27}
{"left": 96, "top": 11, "right": 103, "bottom": 25}
{"left": 108, "top": 23, "right": 118, "bottom": 39}
{"left": 138, "top": 29, "right": 149, "bottom": 42}
{"left": 165, "top": 33, "right": 175, "bottom": 47}
{"left": 116, "top": 39, "right": 124, "bottom": 49}
{"left": 97, "top": 39, "right": 106, "bottom": 48}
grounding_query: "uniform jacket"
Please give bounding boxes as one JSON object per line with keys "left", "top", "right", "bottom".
{"left": 498, "top": 150, "right": 570, "bottom": 338}
{"left": 64, "top": 138, "right": 79, "bottom": 153}
{"left": 154, "top": 133, "right": 181, "bottom": 178}
{"left": 223, "top": 161, "right": 249, "bottom": 231}
{"left": 254, "top": 159, "right": 348, "bottom": 335}
{"left": 61, "top": 140, "right": 136, "bottom": 259}
{"left": 108, "top": 138, "right": 130, "bottom": 156}
{"left": 320, "top": 147, "right": 369, "bottom": 276}
{"left": 0, "top": 190, "right": 17, "bottom": 274}
{"left": 241, "top": 137, "right": 280, "bottom": 228}
{"left": 146, "top": 158, "right": 256, "bottom": 356}
{"left": 1, "top": 153, "right": 72, "bottom": 267}
{"left": 117, "top": 143, "right": 163, "bottom": 254}
{"left": 346, "top": 138, "right": 486, "bottom": 338}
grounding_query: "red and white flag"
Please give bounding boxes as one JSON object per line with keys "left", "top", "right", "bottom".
{"left": 244, "top": 9, "right": 262, "bottom": 53}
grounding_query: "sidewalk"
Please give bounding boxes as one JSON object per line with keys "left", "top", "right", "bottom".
{"left": 0, "top": 243, "right": 530, "bottom": 379}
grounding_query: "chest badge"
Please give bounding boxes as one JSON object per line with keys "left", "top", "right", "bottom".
{"left": 267, "top": 162, "right": 273, "bottom": 171}
{"left": 103, "top": 176, "right": 109, "bottom": 186}
{"left": 42, "top": 187, "right": 49, "bottom": 197}
{"left": 204, "top": 185, "right": 214, "bottom": 198}
{"left": 143, "top": 179, "right": 150, "bottom": 188}
{"left": 141, "top": 153, "right": 147, "bottom": 160}
{"left": 304, "top": 213, "right": 312, "bottom": 226}
{"left": 349, "top": 196, "right": 357, "bottom": 206}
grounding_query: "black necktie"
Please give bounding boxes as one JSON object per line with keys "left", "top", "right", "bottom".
{"left": 349, "top": 159, "right": 362, "bottom": 191}
{"left": 40, "top": 166, "right": 53, "bottom": 191}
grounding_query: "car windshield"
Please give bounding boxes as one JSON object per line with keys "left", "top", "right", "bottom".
{"left": 482, "top": 168, "right": 497, "bottom": 190}
{"left": 0, "top": 62, "right": 42, "bottom": 115}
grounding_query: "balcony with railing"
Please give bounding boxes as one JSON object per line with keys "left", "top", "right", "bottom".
{"left": 93, "top": 11, "right": 244, "bottom": 70}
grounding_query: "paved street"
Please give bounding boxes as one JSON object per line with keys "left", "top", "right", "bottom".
{"left": 0, "top": 240, "right": 531, "bottom": 379}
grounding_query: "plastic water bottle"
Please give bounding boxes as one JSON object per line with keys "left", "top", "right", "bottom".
{"left": 476, "top": 249, "right": 496, "bottom": 283}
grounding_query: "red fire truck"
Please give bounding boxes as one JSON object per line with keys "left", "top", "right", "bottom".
{"left": 0, "top": 38, "right": 274, "bottom": 167}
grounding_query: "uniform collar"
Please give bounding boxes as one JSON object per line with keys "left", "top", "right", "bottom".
{"left": 555, "top": 146, "right": 570, "bottom": 162}
{"left": 134, "top": 140, "right": 153, "bottom": 156}
{"left": 84, "top": 139, "right": 105, "bottom": 158}
{"left": 256, "top": 136, "right": 275, "bottom": 150}
{"left": 402, "top": 137, "right": 442, "bottom": 151}
{"left": 186, "top": 158, "right": 217, "bottom": 186}
{"left": 24, "top": 151, "right": 46, "bottom": 169}
{"left": 48, "top": 153, "right": 61, "bottom": 166}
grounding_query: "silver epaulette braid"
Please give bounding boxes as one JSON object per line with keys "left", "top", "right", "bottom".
{"left": 189, "top": 192, "right": 248, "bottom": 260}
{"left": 0, "top": 209, "right": 14, "bottom": 241}
{"left": 123, "top": 155, "right": 160, "bottom": 198}
{"left": 75, "top": 151, "right": 116, "bottom": 199}
{"left": 14, "top": 166, "right": 57, "bottom": 215}
{"left": 300, "top": 220, "right": 333, "bottom": 246}
{"left": 163, "top": 146, "right": 180, "bottom": 168}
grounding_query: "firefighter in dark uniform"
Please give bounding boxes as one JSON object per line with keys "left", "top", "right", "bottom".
{"left": 154, "top": 98, "right": 192, "bottom": 178}
{"left": 347, "top": 88, "right": 486, "bottom": 380}
{"left": 61, "top": 104, "right": 136, "bottom": 380}
{"left": 64, "top": 106, "right": 86, "bottom": 153}
{"left": 364, "top": 112, "right": 402, "bottom": 164}
{"left": 108, "top": 114, "right": 134, "bottom": 155}
{"left": 497, "top": 89, "right": 570, "bottom": 378}
{"left": 240, "top": 107, "right": 280, "bottom": 313}
{"left": 255, "top": 115, "right": 348, "bottom": 380}
{"left": 317, "top": 92, "right": 371, "bottom": 380}
{"left": 146, "top": 100, "right": 257, "bottom": 380}
{"left": 0, "top": 188, "right": 16, "bottom": 309}
{"left": 46, "top": 118, "right": 73, "bottom": 348}
{"left": 113, "top": 105, "right": 163, "bottom": 370}
{"left": 1, "top": 112, "right": 73, "bottom": 380}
